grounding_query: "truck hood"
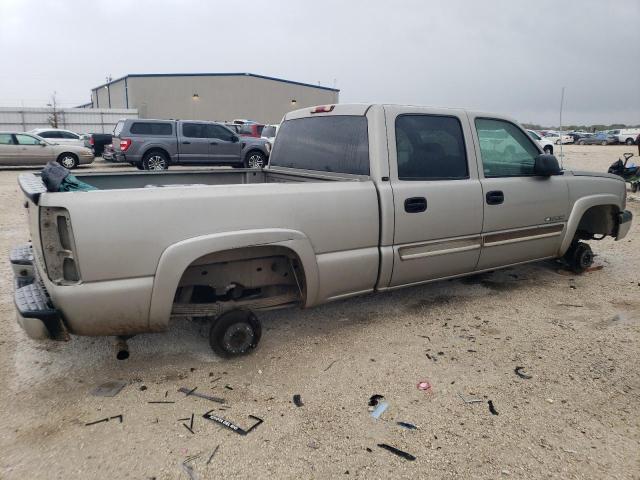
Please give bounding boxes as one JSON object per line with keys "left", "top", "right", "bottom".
{"left": 567, "top": 170, "right": 623, "bottom": 181}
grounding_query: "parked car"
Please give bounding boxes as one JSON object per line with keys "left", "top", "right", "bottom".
{"left": 0, "top": 132, "right": 94, "bottom": 168}
{"left": 10, "top": 104, "right": 631, "bottom": 359}
{"left": 567, "top": 131, "right": 591, "bottom": 143}
{"left": 111, "top": 119, "right": 270, "bottom": 170}
{"left": 526, "top": 129, "right": 554, "bottom": 154}
{"left": 88, "top": 133, "right": 113, "bottom": 156}
{"left": 29, "top": 128, "right": 88, "bottom": 148}
{"left": 612, "top": 128, "right": 640, "bottom": 145}
{"left": 224, "top": 122, "right": 264, "bottom": 138}
{"left": 542, "top": 131, "right": 573, "bottom": 145}
{"left": 577, "top": 133, "right": 617, "bottom": 145}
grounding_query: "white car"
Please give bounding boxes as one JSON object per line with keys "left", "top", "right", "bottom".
{"left": 543, "top": 131, "right": 573, "bottom": 145}
{"left": 29, "top": 128, "right": 88, "bottom": 147}
{"left": 527, "top": 130, "right": 554, "bottom": 154}
{"left": 611, "top": 129, "right": 640, "bottom": 146}
{"left": 261, "top": 124, "right": 279, "bottom": 145}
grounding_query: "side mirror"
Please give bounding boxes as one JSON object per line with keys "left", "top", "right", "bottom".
{"left": 231, "top": 135, "right": 239, "bottom": 143}
{"left": 39, "top": 141, "right": 47, "bottom": 146}
{"left": 534, "top": 154, "right": 561, "bottom": 176}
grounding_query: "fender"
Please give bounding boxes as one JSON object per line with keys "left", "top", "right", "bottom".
{"left": 148, "top": 228, "right": 319, "bottom": 331}
{"left": 558, "top": 194, "right": 622, "bottom": 255}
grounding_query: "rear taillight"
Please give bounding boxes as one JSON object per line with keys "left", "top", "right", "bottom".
{"left": 40, "top": 207, "right": 81, "bottom": 284}
{"left": 89, "top": 136, "right": 95, "bottom": 146}
{"left": 120, "top": 138, "right": 132, "bottom": 151}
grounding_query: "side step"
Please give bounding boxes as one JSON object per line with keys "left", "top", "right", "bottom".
{"left": 10, "top": 244, "right": 34, "bottom": 284}
{"left": 14, "top": 280, "right": 69, "bottom": 341}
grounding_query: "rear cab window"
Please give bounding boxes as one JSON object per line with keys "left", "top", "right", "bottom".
{"left": 130, "top": 122, "right": 173, "bottom": 136}
{"left": 269, "top": 116, "right": 369, "bottom": 175}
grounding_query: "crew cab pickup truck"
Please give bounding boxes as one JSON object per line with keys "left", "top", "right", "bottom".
{"left": 11, "top": 104, "right": 632, "bottom": 358}
{"left": 112, "top": 118, "right": 270, "bottom": 170}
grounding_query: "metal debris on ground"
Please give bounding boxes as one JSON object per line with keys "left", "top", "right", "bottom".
{"left": 178, "top": 387, "right": 225, "bottom": 404}
{"left": 514, "top": 366, "right": 533, "bottom": 379}
{"left": 202, "top": 411, "right": 263, "bottom": 436}
{"left": 417, "top": 380, "right": 432, "bottom": 393}
{"left": 206, "top": 445, "right": 220, "bottom": 465}
{"left": 91, "top": 381, "right": 126, "bottom": 397}
{"left": 377, "top": 443, "right": 416, "bottom": 461}
{"left": 148, "top": 401, "right": 175, "bottom": 404}
{"left": 181, "top": 454, "right": 201, "bottom": 480}
{"left": 323, "top": 359, "right": 338, "bottom": 371}
{"left": 458, "top": 393, "right": 483, "bottom": 404}
{"left": 396, "top": 421, "right": 418, "bottom": 430}
{"left": 85, "top": 415, "right": 123, "bottom": 426}
{"left": 182, "top": 413, "right": 195, "bottom": 434}
{"left": 293, "top": 394, "right": 304, "bottom": 407}
{"left": 370, "top": 401, "right": 389, "bottom": 419}
{"left": 224, "top": 385, "right": 234, "bottom": 390}
{"left": 488, "top": 400, "right": 499, "bottom": 415}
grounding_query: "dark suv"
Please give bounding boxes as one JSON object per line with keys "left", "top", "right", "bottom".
{"left": 112, "top": 119, "right": 271, "bottom": 170}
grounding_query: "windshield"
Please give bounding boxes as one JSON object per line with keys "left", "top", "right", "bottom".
{"left": 113, "top": 120, "right": 125, "bottom": 137}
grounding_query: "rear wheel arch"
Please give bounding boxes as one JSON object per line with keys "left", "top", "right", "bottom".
{"left": 148, "top": 230, "right": 319, "bottom": 330}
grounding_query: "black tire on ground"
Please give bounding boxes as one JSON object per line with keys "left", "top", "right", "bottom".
{"left": 245, "top": 150, "right": 267, "bottom": 169}
{"left": 626, "top": 138, "right": 635, "bottom": 146}
{"left": 601, "top": 141, "right": 608, "bottom": 146}
{"left": 565, "top": 242, "right": 594, "bottom": 274}
{"left": 209, "top": 310, "right": 262, "bottom": 358}
{"left": 555, "top": 140, "right": 561, "bottom": 145}
{"left": 142, "top": 150, "right": 169, "bottom": 170}
{"left": 543, "top": 145, "right": 553, "bottom": 154}
{"left": 57, "top": 153, "right": 79, "bottom": 169}
{"left": 632, "top": 183, "right": 639, "bottom": 193}
{"left": 578, "top": 140, "right": 586, "bottom": 145}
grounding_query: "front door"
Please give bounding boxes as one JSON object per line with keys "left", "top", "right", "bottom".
{"left": 206, "top": 124, "right": 242, "bottom": 163}
{"left": 386, "top": 106, "right": 484, "bottom": 287}
{"left": 14, "top": 134, "right": 50, "bottom": 165}
{"left": 179, "top": 123, "right": 210, "bottom": 162}
{"left": 472, "top": 117, "right": 569, "bottom": 270}
{"left": 0, "top": 133, "right": 17, "bottom": 165}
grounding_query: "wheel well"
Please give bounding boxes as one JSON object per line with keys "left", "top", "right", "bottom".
{"left": 245, "top": 149, "right": 266, "bottom": 160}
{"left": 143, "top": 148, "right": 171, "bottom": 162}
{"left": 57, "top": 152, "right": 78, "bottom": 161}
{"left": 173, "top": 246, "right": 306, "bottom": 315}
{"left": 575, "top": 204, "right": 619, "bottom": 239}
{"left": 544, "top": 144, "right": 553, "bottom": 153}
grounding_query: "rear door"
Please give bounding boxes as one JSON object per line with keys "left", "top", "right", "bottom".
{"left": 471, "top": 116, "right": 569, "bottom": 269}
{"left": 179, "top": 122, "right": 210, "bottom": 162}
{"left": 386, "top": 106, "right": 484, "bottom": 287}
{"left": 206, "top": 124, "right": 242, "bottom": 163}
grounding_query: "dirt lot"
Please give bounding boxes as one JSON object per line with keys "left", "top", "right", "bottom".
{"left": 0, "top": 145, "right": 638, "bottom": 479}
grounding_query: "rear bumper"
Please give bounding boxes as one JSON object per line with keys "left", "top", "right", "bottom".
{"left": 616, "top": 210, "right": 633, "bottom": 240}
{"left": 10, "top": 244, "right": 68, "bottom": 341}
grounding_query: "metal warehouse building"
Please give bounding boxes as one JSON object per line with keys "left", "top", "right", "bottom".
{"left": 90, "top": 73, "right": 339, "bottom": 124}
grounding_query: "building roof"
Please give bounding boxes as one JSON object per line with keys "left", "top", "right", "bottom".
{"left": 92, "top": 73, "right": 339, "bottom": 93}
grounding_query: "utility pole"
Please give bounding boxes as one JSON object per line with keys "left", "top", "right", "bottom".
{"left": 559, "top": 86, "right": 565, "bottom": 167}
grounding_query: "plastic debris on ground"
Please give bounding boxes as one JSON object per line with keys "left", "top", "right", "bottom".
{"left": 396, "top": 421, "right": 418, "bottom": 430}
{"left": 488, "top": 400, "right": 499, "bottom": 415}
{"left": 370, "top": 401, "right": 389, "bottom": 419}
{"left": 293, "top": 394, "right": 304, "bottom": 407}
{"left": 91, "top": 381, "right": 126, "bottom": 397}
{"left": 514, "top": 366, "right": 533, "bottom": 379}
{"left": 417, "top": 380, "right": 432, "bottom": 393}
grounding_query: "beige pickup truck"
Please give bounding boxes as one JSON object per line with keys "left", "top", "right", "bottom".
{"left": 11, "top": 104, "right": 632, "bottom": 358}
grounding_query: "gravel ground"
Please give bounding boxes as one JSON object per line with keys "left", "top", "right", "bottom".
{"left": 0, "top": 145, "right": 638, "bottom": 479}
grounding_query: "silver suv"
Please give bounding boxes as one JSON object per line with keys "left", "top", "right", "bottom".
{"left": 112, "top": 119, "right": 271, "bottom": 170}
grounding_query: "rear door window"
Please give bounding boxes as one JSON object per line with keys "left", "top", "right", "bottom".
{"left": 270, "top": 116, "right": 369, "bottom": 175}
{"left": 39, "top": 131, "right": 60, "bottom": 139}
{"left": 130, "top": 122, "right": 173, "bottom": 135}
{"left": 182, "top": 123, "right": 208, "bottom": 138}
{"left": 15, "top": 134, "right": 41, "bottom": 145}
{"left": 0, "top": 134, "right": 14, "bottom": 144}
{"left": 395, "top": 115, "right": 468, "bottom": 180}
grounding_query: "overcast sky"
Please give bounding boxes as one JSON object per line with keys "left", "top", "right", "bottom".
{"left": 1, "top": 0, "right": 638, "bottom": 125}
